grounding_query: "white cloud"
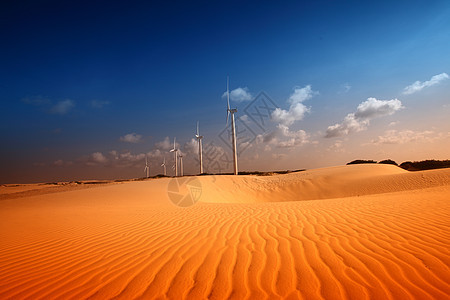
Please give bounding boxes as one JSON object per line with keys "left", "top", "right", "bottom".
{"left": 120, "top": 133, "right": 142, "bottom": 143}
{"left": 271, "top": 85, "right": 315, "bottom": 126}
{"left": 240, "top": 141, "right": 252, "bottom": 150}
{"left": 146, "top": 149, "right": 162, "bottom": 158}
{"left": 200, "top": 143, "right": 228, "bottom": 173}
{"left": 367, "top": 129, "right": 449, "bottom": 145}
{"left": 354, "top": 97, "right": 403, "bottom": 119}
{"left": 84, "top": 149, "right": 164, "bottom": 168}
{"left": 388, "top": 121, "right": 400, "bottom": 127}
{"left": 288, "top": 85, "right": 315, "bottom": 104}
{"left": 155, "top": 137, "right": 174, "bottom": 150}
{"left": 239, "top": 114, "right": 251, "bottom": 124}
{"left": 325, "top": 113, "right": 369, "bottom": 138}
{"left": 50, "top": 99, "right": 75, "bottom": 115}
{"left": 256, "top": 124, "right": 310, "bottom": 148}
{"left": 184, "top": 138, "right": 198, "bottom": 155}
{"left": 325, "top": 97, "right": 403, "bottom": 138}
{"left": 222, "top": 87, "right": 253, "bottom": 102}
{"left": 402, "top": 72, "right": 449, "bottom": 95}
{"left": 203, "top": 143, "right": 226, "bottom": 158}
{"left": 92, "top": 152, "right": 108, "bottom": 163}
{"left": 91, "top": 100, "right": 110, "bottom": 108}
{"left": 327, "top": 140, "right": 345, "bottom": 153}
{"left": 118, "top": 151, "right": 145, "bottom": 162}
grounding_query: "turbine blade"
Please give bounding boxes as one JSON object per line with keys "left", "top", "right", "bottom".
{"left": 227, "top": 75, "right": 230, "bottom": 110}
{"left": 226, "top": 75, "right": 231, "bottom": 126}
{"left": 197, "top": 121, "right": 199, "bottom": 136}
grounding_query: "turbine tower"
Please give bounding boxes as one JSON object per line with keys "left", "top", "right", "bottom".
{"left": 226, "top": 75, "right": 238, "bottom": 175}
{"left": 178, "top": 153, "right": 184, "bottom": 176}
{"left": 169, "top": 137, "right": 178, "bottom": 177}
{"left": 144, "top": 155, "right": 149, "bottom": 178}
{"left": 161, "top": 156, "right": 167, "bottom": 176}
{"left": 195, "top": 121, "right": 203, "bottom": 174}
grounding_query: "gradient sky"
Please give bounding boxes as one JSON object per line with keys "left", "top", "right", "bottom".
{"left": 1, "top": 0, "right": 450, "bottom": 183}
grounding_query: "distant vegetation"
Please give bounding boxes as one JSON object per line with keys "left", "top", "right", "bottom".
{"left": 346, "top": 160, "right": 377, "bottom": 165}
{"left": 378, "top": 159, "right": 398, "bottom": 166}
{"left": 399, "top": 160, "right": 450, "bottom": 171}
{"left": 347, "top": 159, "right": 450, "bottom": 171}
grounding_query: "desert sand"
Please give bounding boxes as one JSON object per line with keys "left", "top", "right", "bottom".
{"left": 0, "top": 164, "right": 449, "bottom": 299}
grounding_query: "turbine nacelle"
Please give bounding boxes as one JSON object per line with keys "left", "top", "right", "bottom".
{"left": 195, "top": 121, "right": 204, "bottom": 139}
{"left": 170, "top": 137, "right": 178, "bottom": 152}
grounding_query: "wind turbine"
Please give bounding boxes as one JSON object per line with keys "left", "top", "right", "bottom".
{"left": 226, "top": 75, "right": 238, "bottom": 175}
{"left": 178, "top": 153, "right": 184, "bottom": 176}
{"left": 161, "top": 156, "right": 167, "bottom": 176}
{"left": 144, "top": 155, "right": 150, "bottom": 178}
{"left": 169, "top": 137, "right": 178, "bottom": 176}
{"left": 195, "top": 121, "right": 203, "bottom": 174}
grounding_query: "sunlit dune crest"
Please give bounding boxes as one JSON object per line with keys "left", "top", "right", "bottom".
{"left": 0, "top": 164, "right": 449, "bottom": 299}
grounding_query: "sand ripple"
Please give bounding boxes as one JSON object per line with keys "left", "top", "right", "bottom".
{"left": 0, "top": 165, "right": 449, "bottom": 299}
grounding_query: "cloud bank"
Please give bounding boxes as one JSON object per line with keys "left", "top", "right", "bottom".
{"left": 402, "top": 72, "right": 449, "bottom": 95}
{"left": 119, "top": 133, "right": 142, "bottom": 143}
{"left": 325, "top": 97, "right": 403, "bottom": 138}
{"left": 368, "top": 129, "right": 449, "bottom": 145}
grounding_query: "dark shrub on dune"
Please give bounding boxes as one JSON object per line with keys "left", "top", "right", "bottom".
{"left": 399, "top": 160, "right": 450, "bottom": 171}
{"left": 378, "top": 159, "right": 398, "bottom": 165}
{"left": 346, "top": 160, "right": 377, "bottom": 165}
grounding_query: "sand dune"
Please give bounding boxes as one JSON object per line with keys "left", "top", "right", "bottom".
{"left": 0, "top": 164, "right": 449, "bottom": 299}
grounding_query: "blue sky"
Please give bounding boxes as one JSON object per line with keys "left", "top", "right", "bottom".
{"left": 1, "top": 0, "right": 450, "bottom": 183}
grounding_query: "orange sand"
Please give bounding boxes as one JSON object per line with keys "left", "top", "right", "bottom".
{"left": 0, "top": 164, "right": 449, "bottom": 299}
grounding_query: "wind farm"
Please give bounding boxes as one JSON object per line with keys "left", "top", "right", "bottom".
{"left": 141, "top": 77, "right": 239, "bottom": 178}
{"left": 153, "top": 77, "right": 238, "bottom": 178}
{"left": 2, "top": 75, "right": 448, "bottom": 299}
{"left": 2, "top": 1, "right": 450, "bottom": 299}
